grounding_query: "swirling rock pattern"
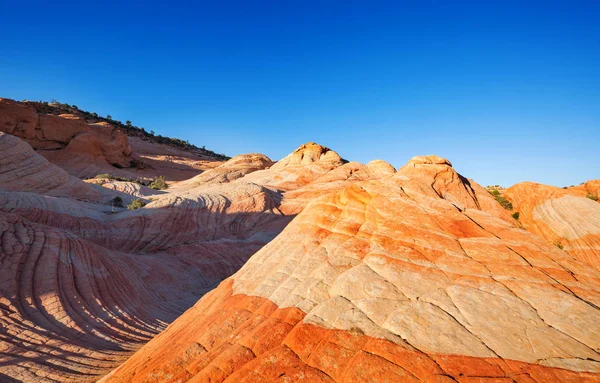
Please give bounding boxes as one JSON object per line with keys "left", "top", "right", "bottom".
{"left": 506, "top": 181, "right": 600, "bottom": 271}
{"left": 173, "top": 153, "right": 275, "bottom": 190}
{"left": 3, "top": 128, "right": 600, "bottom": 383}
{"left": 0, "top": 137, "right": 310, "bottom": 381}
{"left": 103, "top": 157, "right": 600, "bottom": 382}
{"left": 0, "top": 132, "right": 131, "bottom": 204}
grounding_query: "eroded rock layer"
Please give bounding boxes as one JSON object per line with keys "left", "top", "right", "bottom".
{"left": 0, "top": 98, "right": 225, "bottom": 181}
{"left": 506, "top": 181, "right": 600, "bottom": 270}
{"left": 0, "top": 136, "right": 299, "bottom": 381}
{"left": 103, "top": 157, "right": 600, "bottom": 382}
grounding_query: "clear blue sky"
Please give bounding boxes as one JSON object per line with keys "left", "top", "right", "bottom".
{"left": 1, "top": 1, "right": 598, "bottom": 187}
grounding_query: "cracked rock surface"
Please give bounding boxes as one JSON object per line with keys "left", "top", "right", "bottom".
{"left": 506, "top": 181, "right": 600, "bottom": 271}
{"left": 102, "top": 156, "right": 600, "bottom": 382}
{"left": 2, "top": 107, "right": 599, "bottom": 382}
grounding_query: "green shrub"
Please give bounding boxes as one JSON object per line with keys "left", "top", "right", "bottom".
{"left": 149, "top": 176, "right": 168, "bottom": 190}
{"left": 586, "top": 193, "right": 598, "bottom": 201}
{"left": 554, "top": 241, "right": 564, "bottom": 250}
{"left": 494, "top": 196, "right": 513, "bottom": 210}
{"left": 95, "top": 173, "right": 144, "bottom": 185}
{"left": 111, "top": 196, "right": 123, "bottom": 208}
{"left": 490, "top": 189, "right": 500, "bottom": 196}
{"left": 127, "top": 199, "right": 146, "bottom": 210}
{"left": 512, "top": 212, "right": 520, "bottom": 220}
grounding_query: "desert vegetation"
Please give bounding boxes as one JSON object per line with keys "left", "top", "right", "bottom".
{"left": 487, "top": 187, "right": 513, "bottom": 210}
{"left": 127, "top": 198, "right": 146, "bottom": 210}
{"left": 149, "top": 175, "right": 168, "bottom": 190}
{"left": 111, "top": 196, "right": 123, "bottom": 208}
{"left": 94, "top": 173, "right": 145, "bottom": 185}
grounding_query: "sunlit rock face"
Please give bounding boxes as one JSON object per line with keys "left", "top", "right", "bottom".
{"left": 1, "top": 131, "right": 398, "bottom": 382}
{"left": 0, "top": 98, "right": 227, "bottom": 182}
{"left": 2, "top": 96, "right": 599, "bottom": 382}
{"left": 101, "top": 156, "right": 600, "bottom": 383}
{"left": 506, "top": 181, "right": 600, "bottom": 271}
{"left": 173, "top": 153, "right": 275, "bottom": 190}
{"left": 0, "top": 98, "right": 133, "bottom": 178}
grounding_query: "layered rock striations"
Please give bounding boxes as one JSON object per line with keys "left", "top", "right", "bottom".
{"left": 0, "top": 98, "right": 133, "bottom": 178}
{"left": 505, "top": 181, "right": 600, "bottom": 271}
{"left": 2, "top": 106, "right": 600, "bottom": 383}
{"left": 1, "top": 136, "right": 387, "bottom": 381}
{"left": 0, "top": 137, "right": 298, "bottom": 381}
{"left": 0, "top": 98, "right": 225, "bottom": 181}
{"left": 102, "top": 156, "right": 600, "bottom": 382}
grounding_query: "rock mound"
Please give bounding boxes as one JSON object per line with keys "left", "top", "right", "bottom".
{"left": 506, "top": 181, "right": 600, "bottom": 270}
{"left": 174, "top": 153, "right": 274, "bottom": 190}
{"left": 241, "top": 142, "right": 345, "bottom": 191}
{"left": 102, "top": 158, "right": 600, "bottom": 382}
{"left": 0, "top": 98, "right": 133, "bottom": 178}
{"left": 0, "top": 132, "right": 126, "bottom": 203}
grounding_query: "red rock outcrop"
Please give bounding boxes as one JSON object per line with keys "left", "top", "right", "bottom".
{"left": 566, "top": 180, "right": 600, "bottom": 200}
{"left": 0, "top": 98, "right": 226, "bottom": 181}
{"left": 173, "top": 153, "right": 274, "bottom": 190}
{"left": 0, "top": 140, "right": 353, "bottom": 382}
{"left": 0, "top": 98, "right": 134, "bottom": 178}
{"left": 3, "top": 126, "right": 600, "bottom": 383}
{"left": 505, "top": 181, "right": 600, "bottom": 270}
{"left": 102, "top": 156, "right": 600, "bottom": 382}
{"left": 241, "top": 142, "right": 346, "bottom": 191}
{"left": 0, "top": 132, "right": 130, "bottom": 203}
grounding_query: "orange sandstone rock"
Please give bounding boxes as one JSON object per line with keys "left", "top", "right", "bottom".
{"left": 102, "top": 156, "right": 600, "bottom": 382}
{"left": 506, "top": 181, "right": 600, "bottom": 270}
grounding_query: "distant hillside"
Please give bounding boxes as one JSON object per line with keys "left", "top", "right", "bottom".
{"left": 25, "top": 100, "right": 230, "bottom": 161}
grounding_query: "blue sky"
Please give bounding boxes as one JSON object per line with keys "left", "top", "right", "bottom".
{"left": 1, "top": 1, "right": 598, "bottom": 187}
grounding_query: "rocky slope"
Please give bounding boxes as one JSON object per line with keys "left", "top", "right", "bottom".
{"left": 0, "top": 98, "right": 225, "bottom": 181}
{"left": 505, "top": 181, "right": 600, "bottom": 271}
{"left": 0, "top": 133, "right": 393, "bottom": 381}
{"left": 1, "top": 109, "right": 600, "bottom": 383}
{"left": 101, "top": 156, "right": 600, "bottom": 382}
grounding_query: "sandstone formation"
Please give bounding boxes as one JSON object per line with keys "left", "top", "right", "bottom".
{"left": 0, "top": 99, "right": 133, "bottom": 178}
{"left": 505, "top": 181, "right": 600, "bottom": 271}
{"left": 0, "top": 137, "right": 379, "bottom": 381}
{"left": 0, "top": 98, "right": 225, "bottom": 181}
{"left": 126, "top": 137, "right": 224, "bottom": 182}
{"left": 2, "top": 104, "right": 600, "bottom": 383}
{"left": 0, "top": 132, "right": 132, "bottom": 204}
{"left": 173, "top": 153, "right": 275, "bottom": 191}
{"left": 95, "top": 181, "right": 165, "bottom": 199}
{"left": 102, "top": 156, "right": 600, "bottom": 382}
{"left": 566, "top": 180, "right": 600, "bottom": 200}
{"left": 241, "top": 142, "right": 346, "bottom": 191}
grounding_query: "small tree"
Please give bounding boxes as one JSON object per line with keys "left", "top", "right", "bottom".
{"left": 106, "top": 114, "right": 112, "bottom": 119}
{"left": 149, "top": 176, "right": 168, "bottom": 190}
{"left": 126, "top": 120, "right": 132, "bottom": 126}
{"left": 112, "top": 196, "right": 123, "bottom": 208}
{"left": 127, "top": 199, "right": 146, "bottom": 210}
